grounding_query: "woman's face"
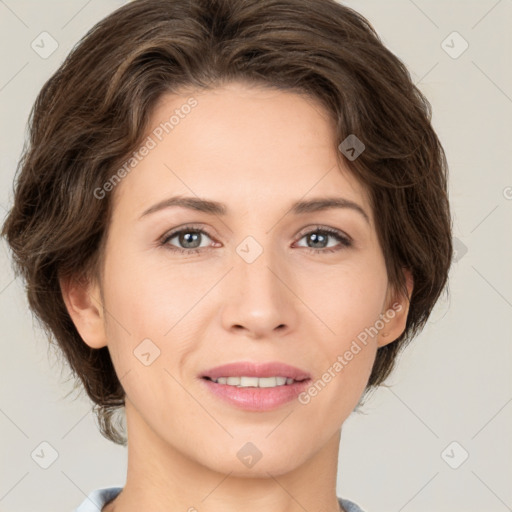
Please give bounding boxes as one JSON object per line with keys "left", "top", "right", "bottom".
{"left": 77, "top": 81, "right": 410, "bottom": 475}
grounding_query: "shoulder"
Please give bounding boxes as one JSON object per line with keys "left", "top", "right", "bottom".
{"left": 338, "top": 496, "right": 367, "bottom": 512}
{"left": 74, "top": 487, "right": 123, "bottom": 512}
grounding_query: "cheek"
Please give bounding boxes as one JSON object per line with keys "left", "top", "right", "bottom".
{"left": 102, "top": 249, "right": 200, "bottom": 336}
{"left": 297, "top": 256, "right": 387, "bottom": 407}
{"left": 99, "top": 245, "right": 212, "bottom": 389}
{"left": 300, "top": 254, "right": 388, "bottom": 343}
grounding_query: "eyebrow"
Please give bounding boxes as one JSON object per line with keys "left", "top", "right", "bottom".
{"left": 139, "top": 195, "right": 370, "bottom": 224}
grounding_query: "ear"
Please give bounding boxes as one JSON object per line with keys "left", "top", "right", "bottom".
{"left": 59, "top": 273, "right": 108, "bottom": 349}
{"left": 377, "top": 268, "right": 414, "bottom": 348}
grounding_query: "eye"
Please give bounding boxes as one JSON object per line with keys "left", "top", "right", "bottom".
{"left": 160, "top": 225, "right": 216, "bottom": 255}
{"left": 159, "top": 224, "right": 352, "bottom": 255}
{"left": 294, "top": 226, "right": 352, "bottom": 253}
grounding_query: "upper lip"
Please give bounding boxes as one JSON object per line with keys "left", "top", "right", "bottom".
{"left": 201, "top": 361, "right": 311, "bottom": 381}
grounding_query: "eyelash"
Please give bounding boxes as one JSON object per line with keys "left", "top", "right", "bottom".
{"left": 159, "top": 224, "right": 353, "bottom": 255}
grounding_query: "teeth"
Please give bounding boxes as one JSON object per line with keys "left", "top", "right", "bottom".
{"left": 211, "top": 376, "right": 298, "bottom": 387}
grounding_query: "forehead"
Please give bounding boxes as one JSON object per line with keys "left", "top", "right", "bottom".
{"left": 110, "top": 81, "right": 372, "bottom": 223}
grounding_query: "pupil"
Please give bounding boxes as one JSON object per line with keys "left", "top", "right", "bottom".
{"left": 181, "top": 231, "right": 200, "bottom": 248}
{"left": 309, "top": 232, "right": 327, "bottom": 248}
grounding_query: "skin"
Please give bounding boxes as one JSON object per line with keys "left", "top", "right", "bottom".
{"left": 61, "top": 81, "right": 413, "bottom": 512}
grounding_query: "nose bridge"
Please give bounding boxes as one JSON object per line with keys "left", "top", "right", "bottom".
{"left": 220, "top": 233, "right": 297, "bottom": 336}
{"left": 237, "top": 236, "right": 281, "bottom": 299}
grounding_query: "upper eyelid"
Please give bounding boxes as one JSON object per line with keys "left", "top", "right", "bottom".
{"left": 295, "top": 225, "right": 351, "bottom": 241}
{"left": 161, "top": 224, "right": 214, "bottom": 242}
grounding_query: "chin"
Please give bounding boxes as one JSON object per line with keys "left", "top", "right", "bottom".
{"left": 200, "top": 444, "right": 307, "bottom": 478}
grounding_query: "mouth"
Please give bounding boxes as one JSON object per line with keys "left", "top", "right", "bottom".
{"left": 199, "top": 361, "right": 312, "bottom": 411}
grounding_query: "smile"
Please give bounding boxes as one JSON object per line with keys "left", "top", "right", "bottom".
{"left": 204, "top": 376, "right": 304, "bottom": 387}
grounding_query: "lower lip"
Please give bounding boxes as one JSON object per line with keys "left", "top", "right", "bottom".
{"left": 201, "top": 378, "right": 311, "bottom": 411}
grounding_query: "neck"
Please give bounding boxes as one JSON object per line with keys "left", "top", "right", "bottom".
{"left": 106, "top": 400, "right": 344, "bottom": 512}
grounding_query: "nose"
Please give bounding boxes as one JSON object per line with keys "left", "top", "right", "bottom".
{"left": 219, "top": 242, "right": 299, "bottom": 339}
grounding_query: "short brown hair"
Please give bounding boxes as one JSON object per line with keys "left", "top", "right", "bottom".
{"left": 2, "top": 0, "right": 452, "bottom": 445}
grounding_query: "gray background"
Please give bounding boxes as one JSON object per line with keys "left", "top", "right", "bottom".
{"left": 1, "top": 1, "right": 511, "bottom": 511}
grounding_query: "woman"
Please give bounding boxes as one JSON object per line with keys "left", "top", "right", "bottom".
{"left": 1, "top": 0, "right": 452, "bottom": 510}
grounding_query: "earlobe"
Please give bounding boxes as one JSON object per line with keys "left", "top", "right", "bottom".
{"left": 378, "top": 268, "right": 414, "bottom": 348}
{"left": 59, "top": 273, "right": 108, "bottom": 349}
